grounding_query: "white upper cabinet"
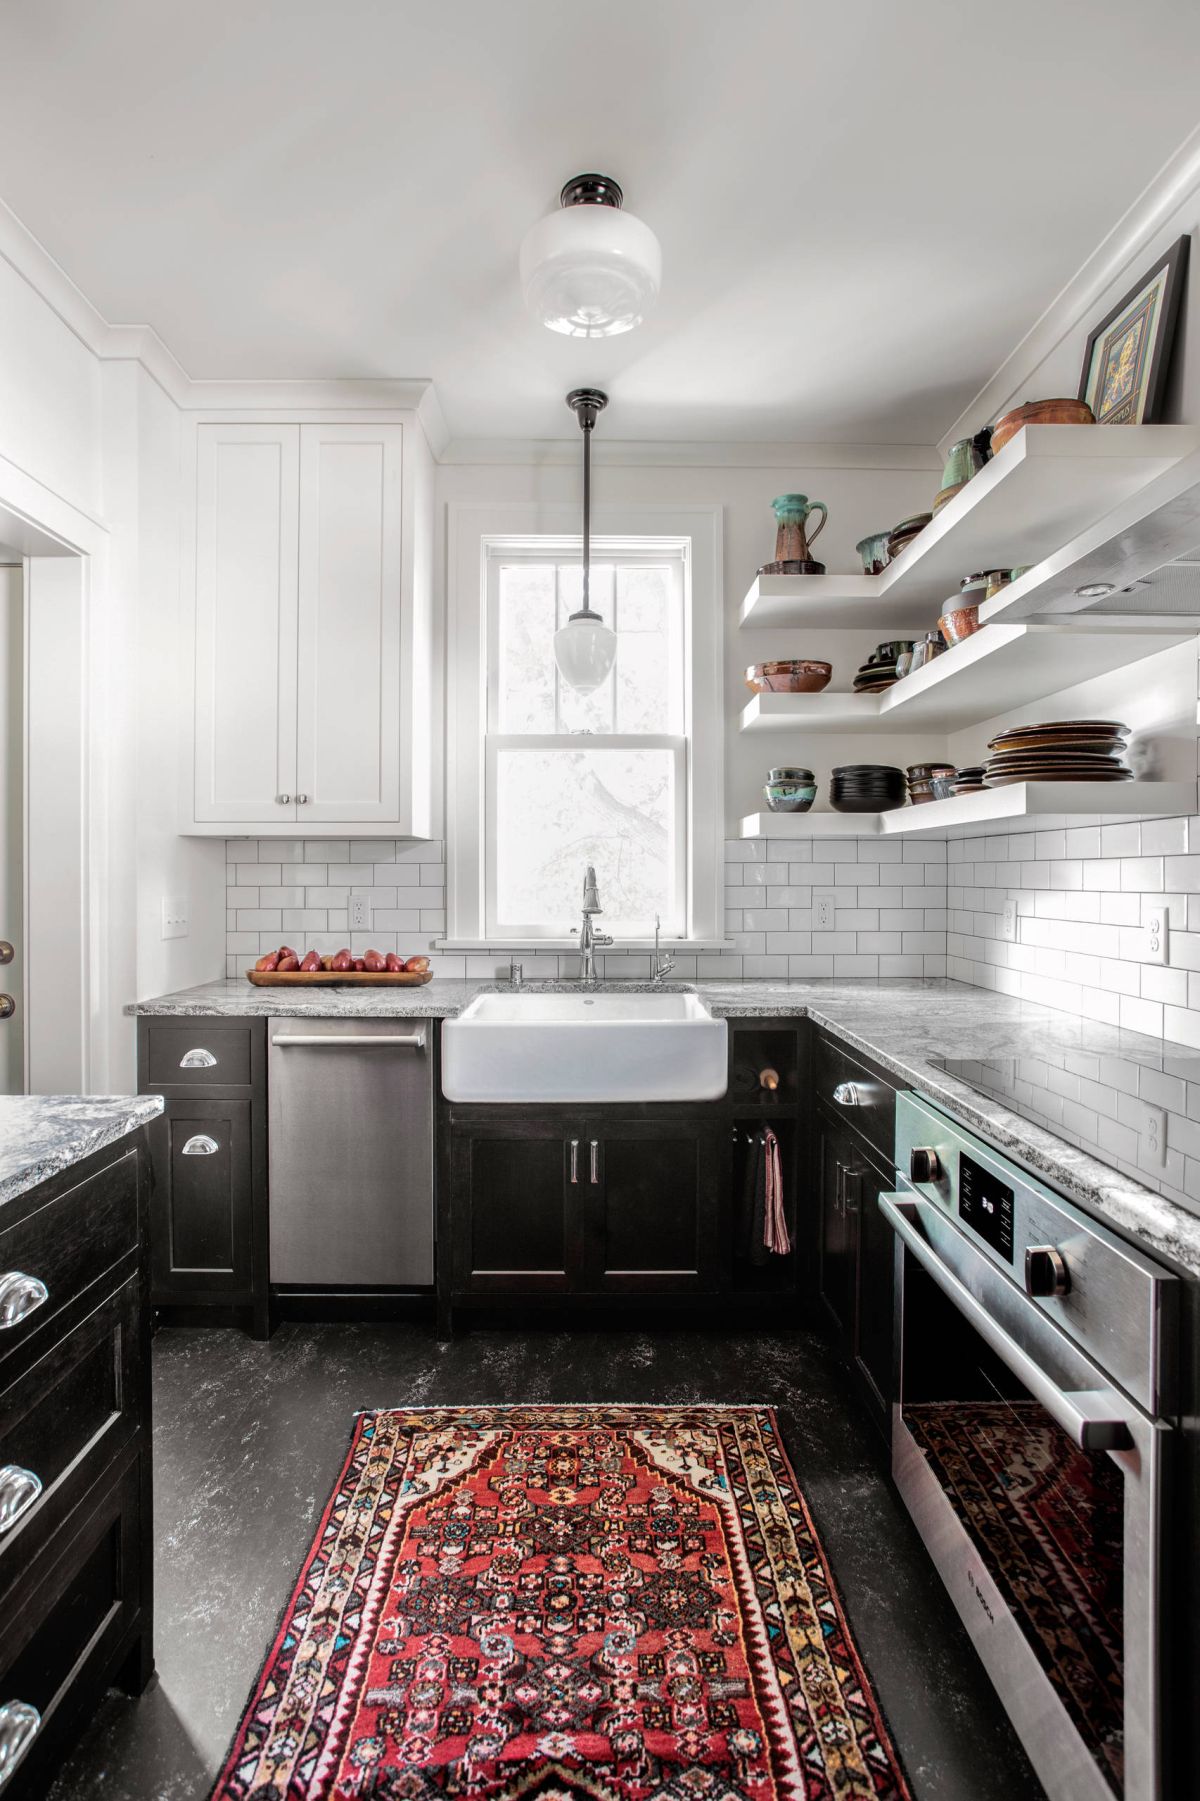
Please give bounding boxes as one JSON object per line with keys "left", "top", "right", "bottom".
{"left": 188, "top": 416, "right": 433, "bottom": 835}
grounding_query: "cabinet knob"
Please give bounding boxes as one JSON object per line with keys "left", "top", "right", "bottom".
{"left": 181, "top": 1134, "right": 219, "bottom": 1157}
{"left": 295, "top": 793, "right": 309, "bottom": 805}
{"left": 179, "top": 1047, "right": 217, "bottom": 1069}
{"left": 0, "top": 941, "right": 12, "bottom": 965}
{"left": 0, "top": 1465, "right": 42, "bottom": 1534}
{"left": 0, "top": 1701, "right": 40, "bottom": 1788}
{"left": 276, "top": 794, "right": 291, "bottom": 805}
{"left": 0, "top": 1273, "right": 48, "bottom": 1331}
{"left": 0, "top": 996, "right": 12, "bottom": 1021}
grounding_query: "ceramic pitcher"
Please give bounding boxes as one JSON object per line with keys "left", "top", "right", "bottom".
{"left": 771, "top": 494, "right": 828, "bottom": 564}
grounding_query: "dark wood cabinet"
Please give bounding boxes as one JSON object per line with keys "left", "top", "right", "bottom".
{"left": 581, "top": 1120, "right": 722, "bottom": 1293}
{"left": 817, "top": 1103, "right": 859, "bottom": 1343}
{"left": 450, "top": 1116, "right": 576, "bottom": 1296}
{"left": 137, "top": 1016, "right": 269, "bottom": 1337}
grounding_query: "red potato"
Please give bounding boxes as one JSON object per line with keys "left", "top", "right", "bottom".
{"left": 384, "top": 952, "right": 405, "bottom": 972}
{"left": 254, "top": 951, "right": 280, "bottom": 973}
{"left": 363, "top": 949, "right": 387, "bottom": 972}
{"left": 404, "top": 955, "right": 430, "bottom": 974}
{"left": 300, "top": 951, "right": 322, "bottom": 973}
{"left": 277, "top": 955, "right": 301, "bottom": 972}
{"left": 331, "top": 949, "right": 353, "bottom": 972}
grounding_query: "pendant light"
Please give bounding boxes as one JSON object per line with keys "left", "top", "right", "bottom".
{"left": 520, "top": 175, "right": 661, "bottom": 338}
{"left": 554, "top": 388, "right": 617, "bottom": 694}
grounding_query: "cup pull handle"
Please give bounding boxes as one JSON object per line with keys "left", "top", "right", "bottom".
{"left": 179, "top": 1048, "right": 217, "bottom": 1069}
{"left": 0, "top": 1465, "right": 42, "bottom": 1534}
{"left": 0, "top": 1273, "right": 49, "bottom": 1331}
{"left": 0, "top": 1701, "right": 40, "bottom": 1789}
{"left": 181, "top": 1135, "right": 219, "bottom": 1156}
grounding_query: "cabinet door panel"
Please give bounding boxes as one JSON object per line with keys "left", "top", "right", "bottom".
{"left": 295, "top": 424, "right": 403, "bottom": 823}
{"left": 194, "top": 424, "right": 298, "bottom": 822}
{"left": 149, "top": 1099, "right": 254, "bottom": 1303}
{"left": 817, "top": 1107, "right": 856, "bottom": 1342}
{"left": 451, "top": 1127, "right": 574, "bottom": 1293}
{"left": 584, "top": 1121, "right": 721, "bottom": 1292}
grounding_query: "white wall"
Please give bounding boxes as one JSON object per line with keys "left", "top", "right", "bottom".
{"left": 0, "top": 251, "right": 101, "bottom": 513}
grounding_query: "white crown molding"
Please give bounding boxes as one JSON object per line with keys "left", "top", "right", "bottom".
{"left": 938, "top": 123, "right": 1200, "bottom": 457}
{"left": 438, "top": 437, "right": 942, "bottom": 470}
{"left": 180, "top": 376, "right": 437, "bottom": 413}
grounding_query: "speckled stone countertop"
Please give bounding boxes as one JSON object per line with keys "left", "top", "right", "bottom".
{"left": 127, "top": 977, "right": 1200, "bottom": 1278}
{"left": 0, "top": 1094, "right": 163, "bottom": 1209}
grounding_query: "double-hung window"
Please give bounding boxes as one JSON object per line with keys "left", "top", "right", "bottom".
{"left": 444, "top": 506, "right": 723, "bottom": 947}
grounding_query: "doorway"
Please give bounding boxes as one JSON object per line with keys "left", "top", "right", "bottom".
{"left": 0, "top": 559, "right": 21, "bottom": 1092}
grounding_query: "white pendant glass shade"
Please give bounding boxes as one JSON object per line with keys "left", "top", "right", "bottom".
{"left": 520, "top": 203, "right": 662, "bottom": 337}
{"left": 553, "top": 612, "right": 618, "bottom": 691}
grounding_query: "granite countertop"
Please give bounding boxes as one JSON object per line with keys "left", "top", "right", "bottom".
{"left": 127, "top": 976, "right": 1200, "bottom": 1279}
{"left": 0, "top": 1094, "right": 164, "bottom": 1209}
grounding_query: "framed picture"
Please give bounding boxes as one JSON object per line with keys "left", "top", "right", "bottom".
{"left": 1078, "top": 234, "right": 1189, "bottom": 425}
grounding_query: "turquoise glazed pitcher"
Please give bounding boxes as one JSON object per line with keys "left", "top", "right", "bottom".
{"left": 771, "top": 493, "right": 828, "bottom": 565}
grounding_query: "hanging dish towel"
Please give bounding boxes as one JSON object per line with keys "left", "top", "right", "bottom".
{"left": 762, "top": 1127, "right": 791, "bottom": 1256}
{"left": 737, "top": 1129, "right": 790, "bottom": 1263}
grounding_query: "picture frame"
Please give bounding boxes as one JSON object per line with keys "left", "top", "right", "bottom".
{"left": 1078, "top": 234, "right": 1189, "bottom": 425}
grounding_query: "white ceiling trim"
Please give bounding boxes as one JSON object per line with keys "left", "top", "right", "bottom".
{"left": 938, "top": 122, "right": 1200, "bottom": 456}
{"left": 438, "top": 437, "right": 941, "bottom": 470}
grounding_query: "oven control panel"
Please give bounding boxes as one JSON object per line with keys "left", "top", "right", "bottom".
{"left": 897, "top": 1090, "right": 1177, "bottom": 1417}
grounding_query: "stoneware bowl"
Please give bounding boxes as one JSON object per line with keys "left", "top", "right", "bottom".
{"left": 745, "top": 659, "right": 832, "bottom": 695}
{"left": 990, "top": 397, "right": 1095, "bottom": 456}
{"left": 937, "top": 604, "right": 980, "bottom": 645}
{"left": 855, "top": 531, "right": 891, "bottom": 575}
{"left": 764, "top": 776, "right": 818, "bottom": 812}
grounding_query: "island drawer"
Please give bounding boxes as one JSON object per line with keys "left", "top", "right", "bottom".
{"left": 0, "top": 1149, "right": 139, "bottom": 1384}
{"left": 0, "top": 1277, "right": 142, "bottom": 1605}
{"left": 139, "top": 1019, "right": 260, "bottom": 1091}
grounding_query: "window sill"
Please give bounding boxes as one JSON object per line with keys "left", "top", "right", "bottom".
{"left": 433, "top": 939, "right": 735, "bottom": 952}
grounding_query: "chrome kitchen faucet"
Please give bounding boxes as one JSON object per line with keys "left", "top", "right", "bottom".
{"left": 576, "top": 865, "right": 612, "bottom": 985}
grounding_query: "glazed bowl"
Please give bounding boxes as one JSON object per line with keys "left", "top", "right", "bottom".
{"left": 764, "top": 777, "right": 817, "bottom": 813}
{"left": 745, "top": 659, "right": 832, "bottom": 695}
{"left": 937, "top": 604, "right": 980, "bottom": 645}
{"left": 991, "top": 398, "right": 1095, "bottom": 456}
{"left": 856, "top": 531, "right": 891, "bottom": 575}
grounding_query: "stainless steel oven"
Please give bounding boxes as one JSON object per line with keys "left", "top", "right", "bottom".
{"left": 882, "top": 1091, "right": 1178, "bottom": 1801}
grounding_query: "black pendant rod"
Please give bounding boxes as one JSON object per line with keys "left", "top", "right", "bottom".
{"left": 566, "top": 388, "right": 608, "bottom": 618}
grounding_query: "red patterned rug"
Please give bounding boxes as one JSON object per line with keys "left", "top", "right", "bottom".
{"left": 210, "top": 1405, "right": 911, "bottom": 1800}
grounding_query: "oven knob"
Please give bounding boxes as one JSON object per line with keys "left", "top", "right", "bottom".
{"left": 909, "top": 1147, "right": 941, "bottom": 1184}
{"left": 1024, "top": 1245, "right": 1071, "bottom": 1299}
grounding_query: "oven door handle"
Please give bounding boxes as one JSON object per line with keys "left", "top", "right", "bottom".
{"left": 879, "top": 1192, "right": 1133, "bottom": 1453}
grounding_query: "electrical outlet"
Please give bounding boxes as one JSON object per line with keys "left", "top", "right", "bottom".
{"left": 349, "top": 893, "right": 371, "bottom": 931}
{"left": 1001, "top": 898, "right": 1017, "bottom": 942}
{"left": 1144, "top": 910, "right": 1168, "bottom": 965}
{"left": 815, "top": 895, "right": 833, "bottom": 930}
{"left": 1140, "top": 1103, "right": 1168, "bottom": 1168}
{"left": 160, "top": 895, "right": 188, "bottom": 940}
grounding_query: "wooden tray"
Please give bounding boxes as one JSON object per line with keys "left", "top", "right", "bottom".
{"left": 246, "top": 969, "right": 433, "bottom": 987}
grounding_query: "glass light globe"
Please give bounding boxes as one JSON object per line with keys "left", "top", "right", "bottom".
{"left": 520, "top": 202, "right": 662, "bottom": 338}
{"left": 553, "top": 612, "right": 617, "bottom": 691}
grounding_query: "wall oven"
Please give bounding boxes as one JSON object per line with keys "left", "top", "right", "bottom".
{"left": 882, "top": 1092, "right": 1178, "bottom": 1801}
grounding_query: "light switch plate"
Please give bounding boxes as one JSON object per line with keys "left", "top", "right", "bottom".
{"left": 349, "top": 893, "right": 371, "bottom": 930}
{"left": 1001, "top": 898, "right": 1017, "bottom": 942}
{"left": 1140, "top": 1103, "right": 1167, "bottom": 1167}
{"left": 1144, "top": 910, "right": 1168, "bottom": 965}
{"left": 161, "top": 895, "right": 188, "bottom": 940}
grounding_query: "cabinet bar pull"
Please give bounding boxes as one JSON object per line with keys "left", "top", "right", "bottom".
{"left": 0, "top": 1466, "right": 42, "bottom": 1533}
{"left": 181, "top": 1135, "right": 219, "bottom": 1157}
{"left": 179, "top": 1047, "right": 217, "bottom": 1068}
{"left": 569, "top": 1140, "right": 579, "bottom": 1184}
{"left": 0, "top": 1273, "right": 48, "bottom": 1331}
{"left": 589, "top": 1140, "right": 599, "bottom": 1184}
{"left": 0, "top": 1701, "right": 40, "bottom": 1788}
{"left": 270, "top": 1033, "right": 425, "bottom": 1048}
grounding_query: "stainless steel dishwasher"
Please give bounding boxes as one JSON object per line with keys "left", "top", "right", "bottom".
{"left": 268, "top": 1018, "right": 434, "bottom": 1287}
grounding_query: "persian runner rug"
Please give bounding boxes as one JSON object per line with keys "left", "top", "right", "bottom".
{"left": 211, "top": 1404, "right": 911, "bottom": 1800}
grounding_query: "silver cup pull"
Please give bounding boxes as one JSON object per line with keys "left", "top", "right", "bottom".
{"left": 0, "top": 1702, "right": 40, "bottom": 1788}
{"left": 0, "top": 1272, "right": 48, "bottom": 1331}
{"left": 832, "top": 1081, "right": 861, "bottom": 1106}
{"left": 0, "top": 1465, "right": 42, "bottom": 1534}
{"left": 179, "top": 1047, "right": 217, "bottom": 1069}
{"left": 181, "top": 1135, "right": 219, "bottom": 1156}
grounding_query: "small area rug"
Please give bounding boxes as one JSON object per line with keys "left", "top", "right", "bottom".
{"left": 210, "top": 1404, "right": 910, "bottom": 1800}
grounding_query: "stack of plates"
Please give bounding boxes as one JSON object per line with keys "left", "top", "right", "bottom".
{"left": 953, "top": 765, "right": 987, "bottom": 794}
{"left": 853, "top": 658, "right": 899, "bottom": 693}
{"left": 830, "top": 765, "right": 907, "bottom": 813}
{"left": 887, "top": 513, "right": 932, "bottom": 561}
{"left": 983, "top": 720, "right": 1133, "bottom": 787}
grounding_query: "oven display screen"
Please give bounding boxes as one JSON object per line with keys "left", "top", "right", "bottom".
{"left": 958, "top": 1153, "right": 1014, "bottom": 1262}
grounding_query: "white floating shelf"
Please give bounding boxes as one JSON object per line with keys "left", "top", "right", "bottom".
{"left": 739, "top": 424, "right": 1200, "bottom": 630}
{"left": 740, "top": 623, "right": 1197, "bottom": 735}
{"left": 741, "top": 781, "right": 1199, "bottom": 841}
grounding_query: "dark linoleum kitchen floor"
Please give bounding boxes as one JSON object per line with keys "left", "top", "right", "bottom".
{"left": 48, "top": 1322, "right": 1044, "bottom": 1801}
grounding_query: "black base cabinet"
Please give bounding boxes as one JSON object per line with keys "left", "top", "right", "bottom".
{"left": 137, "top": 1017, "right": 269, "bottom": 1338}
{"left": 0, "top": 1136, "right": 153, "bottom": 1800}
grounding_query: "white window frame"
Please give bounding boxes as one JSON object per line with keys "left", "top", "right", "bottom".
{"left": 443, "top": 502, "right": 724, "bottom": 948}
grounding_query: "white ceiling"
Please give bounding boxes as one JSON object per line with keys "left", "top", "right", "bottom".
{"left": 4, "top": 0, "right": 1200, "bottom": 444}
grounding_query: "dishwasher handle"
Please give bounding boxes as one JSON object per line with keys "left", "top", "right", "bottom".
{"left": 271, "top": 1031, "right": 426, "bottom": 1048}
